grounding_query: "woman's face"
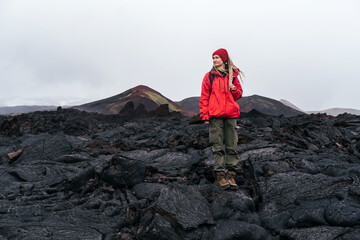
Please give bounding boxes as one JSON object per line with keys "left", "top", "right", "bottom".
{"left": 212, "top": 55, "right": 224, "bottom": 68}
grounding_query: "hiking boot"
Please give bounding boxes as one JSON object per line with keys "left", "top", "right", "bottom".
{"left": 216, "top": 172, "right": 230, "bottom": 190}
{"left": 227, "top": 171, "right": 238, "bottom": 190}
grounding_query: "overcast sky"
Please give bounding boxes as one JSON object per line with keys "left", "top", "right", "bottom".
{"left": 0, "top": 0, "right": 359, "bottom": 111}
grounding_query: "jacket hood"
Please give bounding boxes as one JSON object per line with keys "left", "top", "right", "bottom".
{"left": 210, "top": 68, "right": 239, "bottom": 77}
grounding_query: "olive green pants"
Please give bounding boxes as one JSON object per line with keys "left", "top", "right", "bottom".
{"left": 209, "top": 118, "right": 239, "bottom": 172}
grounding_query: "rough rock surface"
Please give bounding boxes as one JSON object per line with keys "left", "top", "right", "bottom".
{"left": 1, "top": 109, "right": 360, "bottom": 239}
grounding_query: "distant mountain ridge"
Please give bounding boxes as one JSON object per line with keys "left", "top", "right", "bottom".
{"left": 280, "top": 99, "right": 305, "bottom": 113}
{"left": 0, "top": 106, "right": 56, "bottom": 115}
{"left": 307, "top": 108, "right": 360, "bottom": 116}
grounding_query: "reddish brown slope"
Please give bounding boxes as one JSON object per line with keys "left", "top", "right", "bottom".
{"left": 74, "top": 85, "right": 196, "bottom": 117}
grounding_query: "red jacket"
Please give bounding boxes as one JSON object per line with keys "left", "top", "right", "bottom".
{"left": 199, "top": 69, "right": 243, "bottom": 120}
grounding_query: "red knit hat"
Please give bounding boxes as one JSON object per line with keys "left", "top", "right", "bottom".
{"left": 212, "top": 48, "right": 229, "bottom": 63}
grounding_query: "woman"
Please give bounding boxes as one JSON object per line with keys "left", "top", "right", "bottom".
{"left": 199, "top": 48, "right": 244, "bottom": 190}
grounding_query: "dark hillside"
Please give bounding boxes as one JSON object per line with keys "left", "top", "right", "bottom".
{"left": 177, "top": 95, "right": 305, "bottom": 117}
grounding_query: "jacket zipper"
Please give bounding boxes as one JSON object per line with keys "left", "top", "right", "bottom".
{"left": 225, "top": 75, "right": 228, "bottom": 109}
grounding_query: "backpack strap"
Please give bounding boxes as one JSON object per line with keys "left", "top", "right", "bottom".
{"left": 209, "top": 72, "right": 214, "bottom": 95}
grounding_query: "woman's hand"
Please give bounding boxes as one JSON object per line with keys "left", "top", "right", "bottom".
{"left": 230, "top": 84, "right": 236, "bottom": 91}
{"left": 204, "top": 121, "right": 209, "bottom": 125}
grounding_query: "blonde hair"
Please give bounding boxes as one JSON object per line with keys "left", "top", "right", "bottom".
{"left": 228, "top": 57, "right": 245, "bottom": 84}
